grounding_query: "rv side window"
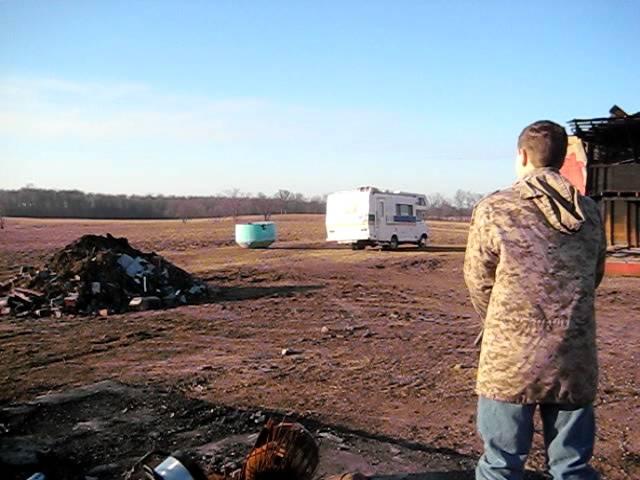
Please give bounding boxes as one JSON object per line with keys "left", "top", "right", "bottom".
{"left": 417, "top": 198, "right": 426, "bottom": 206}
{"left": 396, "top": 204, "right": 413, "bottom": 216}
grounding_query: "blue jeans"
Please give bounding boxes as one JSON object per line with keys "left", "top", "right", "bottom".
{"left": 476, "top": 396, "right": 598, "bottom": 480}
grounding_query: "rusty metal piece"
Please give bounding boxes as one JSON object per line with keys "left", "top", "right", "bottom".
{"left": 605, "top": 258, "right": 640, "bottom": 277}
{"left": 242, "top": 420, "right": 319, "bottom": 480}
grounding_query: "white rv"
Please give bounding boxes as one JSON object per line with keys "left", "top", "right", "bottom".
{"left": 325, "top": 186, "right": 430, "bottom": 250}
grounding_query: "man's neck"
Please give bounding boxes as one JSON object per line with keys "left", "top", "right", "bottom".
{"left": 517, "top": 166, "right": 560, "bottom": 180}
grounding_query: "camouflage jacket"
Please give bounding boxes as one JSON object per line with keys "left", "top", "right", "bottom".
{"left": 464, "top": 168, "right": 606, "bottom": 405}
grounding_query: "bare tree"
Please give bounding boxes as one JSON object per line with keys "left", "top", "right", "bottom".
{"left": 224, "top": 188, "right": 243, "bottom": 221}
{"left": 453, "top": 189, "right": 483, "bottom": 210}
{"left": 255, "top": 192, "right": 274, "bottom": 221}
{"left": 173, "top": 199, "right": 192, "bottom": 222}
{"left": 426, "top": 193, "right": 446, "bottom": 209}
{"left": 275, "top": 189, "right": 292, "bottom": 214}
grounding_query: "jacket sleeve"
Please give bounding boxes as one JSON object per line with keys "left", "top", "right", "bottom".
{"left": 464, "top": 201, "right": 500, "bottom": 320}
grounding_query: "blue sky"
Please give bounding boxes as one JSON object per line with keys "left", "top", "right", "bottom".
{"left": 1, "top": 1, "right": 638, "bottom": 197}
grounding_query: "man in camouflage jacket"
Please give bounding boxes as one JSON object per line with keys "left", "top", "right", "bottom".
{"left": 464, "top": 121, "right": 606, "bottom": 480}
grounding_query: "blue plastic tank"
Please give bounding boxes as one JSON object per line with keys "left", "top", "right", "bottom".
{"left": 235, "top": 222, "right": 277, "bottom": 248}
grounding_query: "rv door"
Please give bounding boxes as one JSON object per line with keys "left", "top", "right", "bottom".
{"left": 376, "top": 200, "right": 384, "bottom": 226}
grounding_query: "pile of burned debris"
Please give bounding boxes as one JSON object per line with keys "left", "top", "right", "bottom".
{"left": 0, "top": 234, "right": 209, "bottom": 317}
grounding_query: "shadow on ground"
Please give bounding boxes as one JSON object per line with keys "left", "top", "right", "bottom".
{"left": 390, "top": 246, "right": 466, "bottom": 253}
{"left": 372, "top": 472, "right": 546, "bottom": 480}
{"left": 215, "top": 284, "right": 324, "bottom": 301}
{"left": 372, "top": 473, "right": 478, "bottom": 480}
{"left": 268, "top": 243, "right": 466, "bottom": 253}
{"left": 270, "top": 243, "right": 350, "bottom": 251}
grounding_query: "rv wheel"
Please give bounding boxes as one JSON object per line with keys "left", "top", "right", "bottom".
{"left": 418, "top": 234, "right": 428, "bottom": 249}
{"left": 390, "top": 235, "right": 399, "bottom": 250}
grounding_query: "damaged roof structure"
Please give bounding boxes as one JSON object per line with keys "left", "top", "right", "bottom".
{"left": 568, "top": 105, "right": 640, "bottom": 248}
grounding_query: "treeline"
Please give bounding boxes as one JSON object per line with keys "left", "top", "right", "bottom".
{"left": 0, "top": 188, "right": 325, "bottom": 219}
{"left": 425, "top": 190, "right": 484, "bottom": 219}
{"left": 0, "top": 187, "right": 483, "bottom": 220}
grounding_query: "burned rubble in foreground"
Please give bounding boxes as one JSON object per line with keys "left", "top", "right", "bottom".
{"left": 0, "top": 234, "right": 209, "bottom": 318}
{"left": 0, "top": 381, "right": 481, "bottom": 480}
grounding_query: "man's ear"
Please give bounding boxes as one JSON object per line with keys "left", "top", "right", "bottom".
{"left": 518, "top": 148, "right": 528, "bottom": 167}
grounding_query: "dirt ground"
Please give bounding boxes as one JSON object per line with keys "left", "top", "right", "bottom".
{"left": 1, "top": 215, "right": 638, "bottom": 479}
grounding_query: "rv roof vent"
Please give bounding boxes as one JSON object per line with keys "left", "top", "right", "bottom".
{"left": 357, "top": 186, "right": 379, "bottom": 192}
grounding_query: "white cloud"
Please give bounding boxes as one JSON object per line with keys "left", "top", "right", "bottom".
{"left": 0, "top": 75, "right": 436, "bottom": 149}
{"left": 0, "top": 76, "right": 150, "bottom": 100}
{"left": 0, "top": 77, "right": 264, "bottom": 141}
